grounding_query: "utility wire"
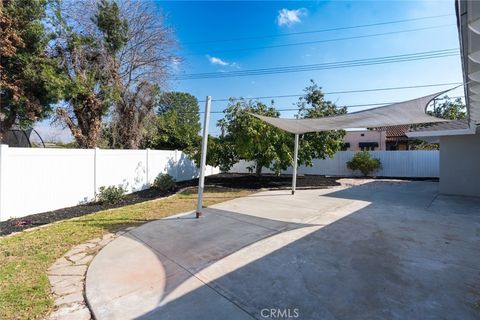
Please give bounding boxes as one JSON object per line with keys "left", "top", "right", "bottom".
{"left": 181, "top": 49, "right": 458, "bottom": 78}
{"left": 184, "top": 13, "right": 454, "bottom": 45}
{"left": 198, "top": 82, "right": 462, "bottom": 103}
{"left": 179, "top": 95, "right": 463, "bottom": 114}
{"left": 186, "top": 24, "right": 454, "bottom": 56}
{"left": 175, "top": 49, "right": 459, "bottom": 80}
{"left": 273, "top": 96, "right": 462, "bottom": 112}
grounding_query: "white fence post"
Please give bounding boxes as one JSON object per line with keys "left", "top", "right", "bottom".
{"left": 146, "top": 148, "right": 150, "bottom": 185}
{"left": 0, "top": 144, "right": 8, "bottom": 221}
{"left": 94, "top": 147, "right": 99, "bottom": 200}
{"left": 174, "top": 149, "right": 179, "bottom": 181}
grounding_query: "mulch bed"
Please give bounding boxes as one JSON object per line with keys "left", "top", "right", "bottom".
{"left": 0, "top": 173, "right": 339, "bottom": 236}
{"left": 203, "top": 173, "right": 340, "bottom": 190}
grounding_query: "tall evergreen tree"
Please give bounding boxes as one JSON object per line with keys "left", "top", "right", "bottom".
{"left": 0, "top": 0, "right": 65, "bottom": 142}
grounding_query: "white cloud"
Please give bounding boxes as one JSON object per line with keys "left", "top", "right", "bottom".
{"left": 206, "top": 55, "right": 239, "bottom": 69}
{"left": 207, "top": 55, "right": 229, "bottom": 66}
{"left": 277, "top": 8, "right": 307, "bottom": 27}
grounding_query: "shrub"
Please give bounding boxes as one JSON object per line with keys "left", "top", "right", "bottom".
{"left": 346, "top": 151, "right": 382, "bottom": 177}
{"left": 97, "top": 185, "right": 126, "bottom": 204}
{"left": 153, "top": 173, "right": 176, "bottom": 192}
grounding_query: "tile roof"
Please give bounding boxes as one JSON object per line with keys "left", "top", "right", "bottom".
{"left": 373, "top": 125, "right": 410, "bottom": 141}
{"left": 384, "top": 125, "right": 410, "bottom": 137}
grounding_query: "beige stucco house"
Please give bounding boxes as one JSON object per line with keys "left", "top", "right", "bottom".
{"left": 342, "top": 130, "right": 386, "bottom": 151}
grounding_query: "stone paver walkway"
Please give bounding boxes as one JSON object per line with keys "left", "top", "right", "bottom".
{"left": 46, "top": 229, "right": 134, "bottom": 320}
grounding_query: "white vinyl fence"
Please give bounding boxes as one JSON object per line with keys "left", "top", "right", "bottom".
{"left": 0, "top": 145, "right": 219, "bottom": 221}
{"left": 230, "top": 150, "right": 439, "bottom": 178}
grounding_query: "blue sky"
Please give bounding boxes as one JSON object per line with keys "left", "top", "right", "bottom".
{"left": 38, "top": 0, "right": 464, "bottom": 141}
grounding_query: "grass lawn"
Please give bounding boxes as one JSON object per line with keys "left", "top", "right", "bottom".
{"left": 0, "top": 187, "right": 252, "bottom": 320}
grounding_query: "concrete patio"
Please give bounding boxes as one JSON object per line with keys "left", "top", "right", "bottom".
{"left": 86, "top": 180, "right": 480, "bottom": 319}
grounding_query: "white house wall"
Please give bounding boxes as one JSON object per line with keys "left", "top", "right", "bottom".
{"left": 439, "top": 133, "right": 480, "bottom": 197}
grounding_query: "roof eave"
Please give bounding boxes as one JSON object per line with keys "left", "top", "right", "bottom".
{"left": 406, "top": 122, "right": 477, "bottom": 138}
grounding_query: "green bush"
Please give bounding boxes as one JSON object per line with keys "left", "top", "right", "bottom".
{"left": 153, "top": 173, "right": 176, "bottom": 192}
{"left": 97, "top": 185, "right": 127, "bottom": 204}
{"left": 346, "top": 151, "right": 382, "bottom": 177}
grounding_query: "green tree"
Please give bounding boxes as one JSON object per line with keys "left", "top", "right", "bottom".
{"left": 0, "top": 0, "right": 66, "bottom": 142}
{"left": 94, "top": 0, "right": 128, "bottom": 55}
{"left": 428, "top": 95, "right": 466, "bottom": 120}
{"left": 218, "top": 99, "right": 292, "bottom": 175}
{"left": 411, "top": 96, "right": 467, "bottom": 150}
{"left": 192, "top": 135, "right": 238, "bottom": 172}
{"left": 297, "top": 80, "right": 347, "bottom": 166}
{"left": 141, "top": 92, "right": 201, "bottom": 154}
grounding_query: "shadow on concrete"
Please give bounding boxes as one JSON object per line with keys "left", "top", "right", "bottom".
{"left": 86, "top": 181, "right": 480, "bottom": 320}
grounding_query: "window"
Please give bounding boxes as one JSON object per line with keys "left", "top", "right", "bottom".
{"left": 359, "top": 142, "right": 378, "bottom": 151}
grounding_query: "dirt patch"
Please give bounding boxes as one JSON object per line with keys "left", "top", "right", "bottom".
{"left": 0, "top": 173, "right": 339, "bottom": 236}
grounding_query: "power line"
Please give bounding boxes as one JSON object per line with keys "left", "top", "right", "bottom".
{"left": 184, "top": 13, "right": 454, "bottom": 45}
{"left": 198, "top": 82, "right": 462, "bottom": 103}
{"left": 178, "top": 49, "right": 458, "bottom": 79}
{"left": 186, "top": 24, "right": 454, "bottom": 56}
{"left": 187, "top": 95, "right": 464, "bottom": 114}
{"left": 175, "top": 48, "right": 459, "bottom": 80}
{"left": 275, "top": 96, "right": 462, "bottom": 112}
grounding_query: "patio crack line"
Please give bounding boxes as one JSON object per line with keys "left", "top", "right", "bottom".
{"left": 128, "top": 229, "right": 284, "bottom": 320}
{"left": 208, "top": 210, "right": 293, "bottom": 232}
{"left": 426, "top": 193, "right": 440, "bottom": 210}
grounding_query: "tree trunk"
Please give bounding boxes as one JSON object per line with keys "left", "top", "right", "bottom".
{"left": 0, "top": 114, "right": 16, "bottom": 145}
{"left": 255, "top": 162, "right": 262, "bottom": 176}
{"left": 57, "top": 94, "right": 103, "bottom": 149}
{"left": 113, "top": 106, "right": 140, "bottom": 149}
{"left": 0, "top": 130, "right": 6, "bottom": 144}
{"left": 112, "top": 91, "right": 155, "bottom": 149}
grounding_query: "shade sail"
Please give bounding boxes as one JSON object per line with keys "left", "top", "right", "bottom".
{"left": 251, "top": 90, "right": 451, "bottom": 134}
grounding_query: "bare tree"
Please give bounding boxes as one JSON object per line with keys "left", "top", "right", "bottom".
{"left": 51, "top": 0, "right": 127, "bottom": 148}
{"left": 109, "top": 81, "right": 159, "bottom": 148}
{"left": 111, "top": 0, "right": 178, "bottom": 149}
{"left": 57, "top": 0, "right": 178, "bottom": 149}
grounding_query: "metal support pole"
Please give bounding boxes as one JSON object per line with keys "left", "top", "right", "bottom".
{"left": 292, "top": 133, "right": 299, "bottom": 195}
{"left": 196, "top": 96, "right": 211, "bottom": 218}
